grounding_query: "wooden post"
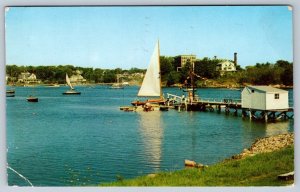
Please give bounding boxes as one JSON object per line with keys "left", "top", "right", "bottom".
{"left": 264, "top": 111, "right": 268, "bottom": 122}
{"left": 234, "top": 108, "right": 238, "bottom": 116}
{"left": 225, "top": 107, "right": 230, "bottom": 115}
{"left": 249, "top": 110, "right": 252, "bottom": 120}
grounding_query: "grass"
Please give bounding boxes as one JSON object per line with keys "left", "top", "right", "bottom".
{"left": 101, "top": 145, "right": 294, "bottom": 186}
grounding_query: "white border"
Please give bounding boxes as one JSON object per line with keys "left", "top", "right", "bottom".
{"left": 1, "top": 1, "right": 299, "bottom": 192}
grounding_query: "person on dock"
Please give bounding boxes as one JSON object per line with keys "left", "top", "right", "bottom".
{"left": 188, "top": 91, "right": 193, "bottom": 104}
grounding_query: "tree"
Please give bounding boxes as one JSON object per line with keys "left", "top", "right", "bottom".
{"left": 194, "top": 57, "right": 220, "bottom": 79}
{"left": 166, "top": 71, "right": 180, "bottom": 86}
{"left": 160, "top": 56, "right": 175, "bottom": 81}
{"left": 102, "top": 70, "right": 116, "bottom": 83}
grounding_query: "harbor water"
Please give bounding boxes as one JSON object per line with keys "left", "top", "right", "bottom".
{"left": 6, "top": 86, "right": 294, "bottom": 186}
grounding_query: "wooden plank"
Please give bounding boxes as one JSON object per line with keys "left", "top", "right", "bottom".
{"left": 278, "top": 171, "right": 294, "bottom": 181}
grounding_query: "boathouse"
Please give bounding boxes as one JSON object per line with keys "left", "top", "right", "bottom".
{"left": 241, "top": 86, "right": 289, "bottom": 110}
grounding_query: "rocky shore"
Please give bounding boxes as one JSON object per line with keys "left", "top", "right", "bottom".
{"left": 232, "top": 133, "right": 294, "bottom": 159}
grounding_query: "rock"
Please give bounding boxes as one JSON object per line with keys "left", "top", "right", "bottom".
{"left": 147, "top": 174, "right": 156, "bottom": 178}
{"left": 196, "top": 163, "right": 204, "bottom": 168}
{"left": 233, "top": 133, "right": 294, "bottom": 159}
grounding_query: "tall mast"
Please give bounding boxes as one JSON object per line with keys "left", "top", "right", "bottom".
{"left": 158, "top": 40, "right": 162, "bottom": 98}
{"left": 192, "top": 62, "right": 195, "bottom": 98}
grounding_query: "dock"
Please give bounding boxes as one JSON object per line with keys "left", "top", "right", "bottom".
{"left": 166, "top": 93, "right": 293, "bottom": 122}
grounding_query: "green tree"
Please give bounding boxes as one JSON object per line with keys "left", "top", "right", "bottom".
{"left": 166, "top": 71, "right": 181, "bottom": 86}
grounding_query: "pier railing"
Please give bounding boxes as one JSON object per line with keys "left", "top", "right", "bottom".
{"left": 166, "top": 93, "right": 241, "bottom": 105}
{"left": 200, "top": 98, "right": 241, "bottom": 104}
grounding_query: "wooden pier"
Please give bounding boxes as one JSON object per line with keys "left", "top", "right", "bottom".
{"left": 166, "top": 93, "right": 293, "bottom": 122}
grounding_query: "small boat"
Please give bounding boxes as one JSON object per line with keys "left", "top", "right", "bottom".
{"left": 131, "top": 41, "right": 165, "bottom": 107}
{"left": 63, "top": 90, "right": 81, "bottom": 95}
{"left": 110, "top": 75, "right": 124, "bottom": 89}
{"left": 6, "top": 89, "right": 15, "bottom": 97}
{"left": 6, "top": 94, "right": 15, "bottom": 97}
{"left": 63, "top": 74, "right": 81, "bottom": 95}
{"left": 6, "top": 90, "right": 15, "bottom": 94}
{"left": 183, "top": 88, "right": 197, "bottom": 92}
{"left": 110, "top": 83, "right": 124, "bottom": 89}
{"left": 26, "top": 82, "right": 39, "bottom": 102}
{"left": 27, "top": 96, "right": 38, "bottom": 102}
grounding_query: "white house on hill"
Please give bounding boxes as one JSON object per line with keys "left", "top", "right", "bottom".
{"left": 216, "top": 60, "right": 236, "bottom": 72}
{"left": 241, "top": 86, "right": 289, "bottom": 110}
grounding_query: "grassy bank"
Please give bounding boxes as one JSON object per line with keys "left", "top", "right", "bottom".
{"left": 102, "top": 145, "right": 294, "bottom": 186}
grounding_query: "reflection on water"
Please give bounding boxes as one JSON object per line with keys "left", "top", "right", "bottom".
{"left": 138, "top": 111, "right": 163, "bottom": 171}
{"left": 6, "top": 86, "right": 294, "bottom": 186}
{"left": 241, "top": 119, "right": 293, "bottom": 148}
{"left": 264, "top": 121, "right": 291, "bottom": 136}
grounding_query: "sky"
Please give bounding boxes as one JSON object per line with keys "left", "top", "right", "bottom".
{"left": 5, "top": 6, "right": 293, "bottom": 69}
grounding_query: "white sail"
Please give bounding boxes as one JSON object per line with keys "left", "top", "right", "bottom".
{"left": 137, "top": 42, "right": 161, "bottom": 97}
{"left": 66, "top": 74, "right": 74, "bottom": 90}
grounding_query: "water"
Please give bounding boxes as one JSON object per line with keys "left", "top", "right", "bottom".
{"left": 6, "top": 86, "right": 294, "bottom": 186}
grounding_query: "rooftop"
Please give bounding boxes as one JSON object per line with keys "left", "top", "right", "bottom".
{"left": 247, "top": 85, "right": 288, "bottom": 93}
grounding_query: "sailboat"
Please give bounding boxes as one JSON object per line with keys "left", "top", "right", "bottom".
{"left": 26, "top": 84, "right": 38, "bottom": 102}
{"left": 131, "top": 41, "right": 165, "bottom": 107}
{"left": 63, "top": 74, "right": 81, "bottom": 95}
{"left": 110, "top": 74, "right": 124, "bottom": 89}
{"left": 6, "top": 76, "right": 16, "bottom": 97}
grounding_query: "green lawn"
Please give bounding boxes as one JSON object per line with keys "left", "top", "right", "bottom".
{"left": 102, "top": 145, "right": 294, "bottom": 186}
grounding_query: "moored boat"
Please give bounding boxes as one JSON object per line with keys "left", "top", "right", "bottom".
{"left": 6, "top": 90, "right": 15, "bottom": 94}
{"left": 110, "top": 83, "right": 124, "bottom": 89}
{"left": 130, "top": 41, "right": 165, "bottom": 108}
{"left": 6, "top": 89, "right": 15, "bottom": 97}
{"left": 110, "top": 75, "right": 124, "bottom": 89}
{"left": 27, "top": 96, "right": 38, "bottom": 102}
{"left": 6, "top": 94, "right": 15, "bottom": 97}
{"left": 62, "top": 90, "right": 81, "bottom": 95}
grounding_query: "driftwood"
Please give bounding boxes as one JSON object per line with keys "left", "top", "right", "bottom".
{"left": 185, "top": 160, "right": 197, "bottom": 167}
{"left": 184, "top": 159, "right": 206, "bottom": 168}
{"left": 278, "top": 171, "right": 294, "bottom": 181}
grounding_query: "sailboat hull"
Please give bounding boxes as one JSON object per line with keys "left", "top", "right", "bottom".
{"left": 131, "top": 98, "right": 165, "bottom": 106}
{"left": 6, "top": 90, "right": 15, "bottom": 94}
{"left": 27, "top": 97, "right": 38, "bottom": 102}
{"left": 6, "top": 94, "right": 15, "bottom": 97}
{"left": 63, "top": 90, "right": 81, "bottom": 95}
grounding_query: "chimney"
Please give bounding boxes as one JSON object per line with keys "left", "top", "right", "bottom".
{"left": 234, "top": 52, "right": 237, "bottom": 66}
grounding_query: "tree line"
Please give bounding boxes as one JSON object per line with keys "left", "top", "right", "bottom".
{"left": 6, "top": 65, "right": 145, "bottom": 84}
{"left": 6, "top": 58, "right": 293, "bottom": 86}
{"left": 160, "top": 56, "right": 293, "bottom": 87}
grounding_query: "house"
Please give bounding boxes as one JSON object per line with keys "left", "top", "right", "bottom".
{"left": 216, "top": 60, "right": 236, "bottom": 72}
{"left": 70, "top": 70, "right": 86, "bottom": 84}
{"left": 216, "top": 52, "right": 237, "bottom": 75}
{"left": 241, "top": 85, "right": 289, "bottom": 110}
{"left": 18, "top": 72, "right": 40, "bottom": 84}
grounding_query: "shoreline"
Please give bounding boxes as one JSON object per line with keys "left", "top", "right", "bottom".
{"left": 102, "top": 132, "right": 294, "bottom": 186}
{"left": 231, "top": 133, "right": 294, "bottom": 160}
{"left": 6, "top": 83, "right": 294, "bottom": 89}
